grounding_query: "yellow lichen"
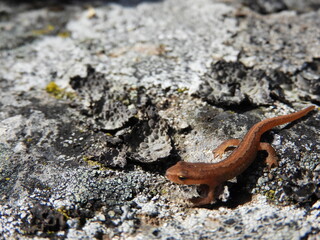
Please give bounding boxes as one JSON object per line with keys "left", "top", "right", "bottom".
{"left": 266, "top": 190, "right": 275, "bottom": 200}
{"left": 57, "top": 206, "right": 70, "bottom": 220}
{"left": 160, "top": 189, "right": 167, "bottom": 194}
{"left": 176, "top": 87, "right": 189, "bottom": 93}
{"left": 82, "top": 156, "right": 109, "bottom": 171}
{"left": 58, "top": 31, "right": 71, "bottom": 38}
{"left": 32, "top": 24, "right": 55, "bottom": 35}
{"left": 45, "top": 82, "right": 62, "bottom": 97}
{"left": 45, "top": 81, "right": 76, "bottom": 100}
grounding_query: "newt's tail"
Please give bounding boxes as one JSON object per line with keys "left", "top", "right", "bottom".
{"left": 255, "top": 105, "right": 315, "bottom": 134}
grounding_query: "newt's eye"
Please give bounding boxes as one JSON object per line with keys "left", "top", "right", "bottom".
{"left": 178, "top": 176, "right": 187, "bottom": 181}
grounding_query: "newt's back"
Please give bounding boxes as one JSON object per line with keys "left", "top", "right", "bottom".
{"left": 214, "top": 106, "right": 315, "bottom": 181}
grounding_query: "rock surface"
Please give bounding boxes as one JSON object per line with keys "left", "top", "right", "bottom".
{"left": 0, "top": 0, "right": 319, "bottom": 239}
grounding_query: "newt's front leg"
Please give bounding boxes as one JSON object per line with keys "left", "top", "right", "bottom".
{"left": 190, "top": 184, "right": 223, "bottom": 206}
{"left": 190, "top": 185, "right": 215, "bottom": 206}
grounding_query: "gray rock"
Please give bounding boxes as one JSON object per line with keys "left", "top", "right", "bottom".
{"left": 0, "top": 0, "right": 319, "bottom": 239}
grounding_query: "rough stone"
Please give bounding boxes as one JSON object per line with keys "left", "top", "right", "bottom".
{"left": 0, "top": 0, "right": 319, "bottom": 239}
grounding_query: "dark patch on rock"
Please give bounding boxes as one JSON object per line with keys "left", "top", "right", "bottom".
{"left": 282, "top": 169, "right": 319, "bottom": 204}
{"left": 194, "top": 60, "right": 281, "bottom": 106}
{"left": 23, "top": 204, "right": 67, "bottom": 236}
{"left": 240, "top": 0, "right": 320, "bottom": 14}
{"left": 82, "top": 106, "right": 172, "bottom": 167}
{"left": 241, "top": 0, "right": 288, "bottom": 14}
{"left": 0, "top": 151, "right": 22, "bottom": 204}
{"left": 51, "top": 122, "right": 90, "bottom": 160}
{"left": 70, "top": 66, "right": 172, "bottom": 165}
{"left": 124, "top": 106, "right": 172, "bottom": 163}
{"left": 70, "top": 65, "right": 138, "bottom": 131}
{"left": 294, "top": 58, "right": 320, "bottom": 103}
{"left": 80, "top": 131, "right": 128, "bottom": 167}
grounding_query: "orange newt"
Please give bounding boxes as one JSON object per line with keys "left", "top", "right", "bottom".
{"left": 166, "top": 106, "right": 315, "bottom": 206}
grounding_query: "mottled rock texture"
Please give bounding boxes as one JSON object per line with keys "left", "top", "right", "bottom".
{"left": 0, "top": 0, "right": 319, "bottom": 239}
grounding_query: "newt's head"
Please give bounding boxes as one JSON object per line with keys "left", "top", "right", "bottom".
{"left": 165, "top": 161, "right": 206, "bottom": 185}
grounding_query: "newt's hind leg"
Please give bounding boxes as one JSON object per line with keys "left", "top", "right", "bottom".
{"left": 258, "top": 142, "right": 279, "bottom": 169}
{"left": 213, "top": 139, "right": 241, "bottom": 158}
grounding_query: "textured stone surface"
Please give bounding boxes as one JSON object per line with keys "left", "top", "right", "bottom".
{"left": 195, "top": 61, "right": 276, "bottom": 106}
{"left": 0, "top": 0, "right": 319, "bottom": 239}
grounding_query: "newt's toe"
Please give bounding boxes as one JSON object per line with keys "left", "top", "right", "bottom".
{"left": 266, "top": 157, "right": 278, "bottom": 170}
